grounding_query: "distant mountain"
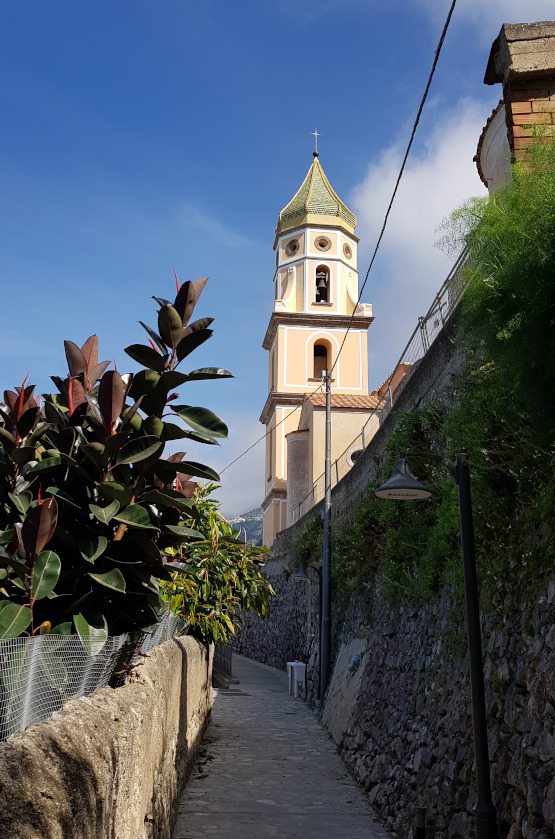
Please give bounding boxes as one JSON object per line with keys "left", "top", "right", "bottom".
{"left": 228, "top": 507, "right": 263, "bottom": 546}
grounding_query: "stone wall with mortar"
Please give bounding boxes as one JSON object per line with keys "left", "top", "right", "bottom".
{"left": 235, "top": 313, "right": 555, "bottom": 837}
{"left": 0, "top": 635, "right": 213, "bottom": 839}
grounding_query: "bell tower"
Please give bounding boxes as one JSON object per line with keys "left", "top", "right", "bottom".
{"left": 260, "top": 151, "right": 373, "bottom": 546}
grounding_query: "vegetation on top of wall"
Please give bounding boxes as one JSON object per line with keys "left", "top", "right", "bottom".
{"left": 295, "top": 138, "right": 555, "bottom": 617}
{"left": 159, "top": 484, "right": 274, "bottom": 644}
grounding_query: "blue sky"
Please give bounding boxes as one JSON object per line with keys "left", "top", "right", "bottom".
{"left": 1, "top": 0, "right": 552, "bottom": 515}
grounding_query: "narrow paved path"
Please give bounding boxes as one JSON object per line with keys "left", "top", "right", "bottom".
{"left": 172, "top": 654, "right": 390, "bottom": 839}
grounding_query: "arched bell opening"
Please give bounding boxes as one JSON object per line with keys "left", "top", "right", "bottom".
{"left": 315, "top": 265, "right": 330, "bottom": 303}
{"left": 313, "top": 340, "right": 331, "bottom": 379}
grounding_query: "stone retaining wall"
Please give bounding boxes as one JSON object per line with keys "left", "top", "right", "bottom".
{"left": 0, "top": 635, "right": 212, "bottom": 839}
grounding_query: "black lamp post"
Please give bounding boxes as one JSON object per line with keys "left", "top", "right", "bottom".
{"left": 375, "top": 452, "right": 498, "bottom": 839}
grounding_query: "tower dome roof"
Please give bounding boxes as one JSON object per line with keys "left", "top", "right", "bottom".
{"left": 276, "top": 157, "right": 357, "bottom": 238}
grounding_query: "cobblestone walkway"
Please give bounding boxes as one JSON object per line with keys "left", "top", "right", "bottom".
{"left": 172, "top": 654, "right": 390, "bottom": 839}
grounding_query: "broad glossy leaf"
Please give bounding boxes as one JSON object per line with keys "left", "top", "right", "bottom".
{"left": 176, "top": 329, "right": 213, "bottom": 362}
{"left": 17, "top": 407, "right": 40, "bottom": 438}
{"left": 79, "top": 536, "right": 108, "bottom": 564}
{"left": 8, "top": 490, "right": 32, "bottom": 515}
{"left": 88, "top": 568, "right": 126, "bottom": 593}
{"left": 55, "top": 426, "right": 77, "bottom": 455}
{"left": 103, "top": 431, "right": 133, "bottom": 459}
{"left": 173, "top": 280, "right": 196, "bottom": 327}
{"left": 97, "top": 481, "right": 133, "bottom": 507}
{"left": 144, "top": 489, "right": 194, "bottom": 511}
{"left": 159, "top": 371, "right": 189, "bottom": 391}
{"left": 31, "top": 550, "right": 61, "bottom": 601}
{"left": 98, "top": 371, "right": 125, "bottom": 431}
{"left": 0, "top": 427, "right": 16, "bottom": 453}
{"left": 178, "top": 461, "right": 220, "bottom": 482}
{"left": 139, "top": 321, "right": 166, "bottom": 354}
{"left": 129, "top": 369, "right": 160, "bottom": 399}
{"left": 0, "top": 602, "right": 32, "bottom": 638}
{"left": 124, "top": 344, "right": 167, "bottom": 373}
{"left": 89, "top": 500, "right": 120, "bottom": 524}
{"left": 0, "top": 551, "right": 27, "bottom": 576}
{"left": 44, "top": 401, "right": 68, "bottom": 428}
{"left": 152, "top": 295, "right": 171, "bottom": 308}
{"left": 80, "top": 442, "right": 107, "bottom": 469}
{"left": 171, "top": 405, "right": 228, "bottom": 439}
{"left": 11, "top": 447, "right": 37, "bottom": 466}
{"left": 112, "top": 505, "right": 157, "bottom": 530}
{"left": 192, "top": 276, "right": 208, "bottom": 306}
{"left": 160, "top": 423, "right": 197, "bottom": 442}
{"left": 64, "top": 340, "right": 87, "bottom": 377}
{"left": 158, "top": 304, "right": 183, "bottom": 350}
{"left": 144, "top": 416, "right": 164, "bottom": 438}
{"left": 21, "top": 498, "right": 58, "bottom": 557}
{"left": 120, "top": 398, "right": 144, "bottom": 431}
{"left": 80, "top": 335, "right": 99, "bottom": 371}
{"left": 25, "top": 457, "right": 63, "bottom": 477}
{"left": 115, "top": 436, "right": 163, "bottom": 466}
{"left": 185, "top": 367, "right": 234, "bottom": 381}
{"left": 68, "top": 378, "right": 86, "bottom": 416}
{"left": 163, "top": 525, "right": 204, "bottom": 541}
{"left": 74, "top": 612, "right": 108, "bottom": 656}
{"left": 50, "top": 621, "right": 73, "bottom": 635}
{"left": 182, "top": 316, "right": 214, "bottom": 338}
{"left": 88, "top": 360, "right": 110, "bottom": 388}
{"left": 46, "top": 486, "right": 81, "bottom": 509}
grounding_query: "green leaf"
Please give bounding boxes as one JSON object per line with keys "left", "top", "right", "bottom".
{"left": 159, "top": 371, "right": 189, "bottom": 391}
{"left": 97, "top": 481, "right": 133, "bottom": 507}
{"left": 25, "top": 457, "right": 63, "bottom": 477}
{"left": 186, "top": 367, "right": 234, "bottom": 381}
{"left": 176, "top": 328, "right": 213, "bottom": 362}
{"left": 11, "top": 447, "right": 38, "bottom": 466}
{"left": 25, "top": 422, "right": 54, "bottom": 447}
{"left": 158, "top": 304, "right": 184, "bottom": 350}
{"left": 160, "top": 422, "right": 192, "bottom": 442}
{"left": 79, "top": 536, "right": 108, "bottom": 564}
{"left": 139, "top": 321, "right": 166, "bottom": 354}
{"left": 74, "top": 612, "right": 108, "bottom": 656}
{"left": 115, "top": 436, "right": 163, "bottom": 467}
{"left": 178, "top": 461, "right": 220, "bottom": 482}
{"left": 144, "top": 416, "right": 164, "bottom": 438}
{"left": 80, "top": 442, "right": 107, "bottom": 469}
{"left": 0, "top": 602, "right": 32, "bottom": 638}
{"left": 124, "top": 343, "right": 167, "bottom": 373}
{"left": 50, "top": 621, "right": 73, "bottom": 635}
{"left": 88, "top": 568, "right": 126, "bottom": 593}
{"left": 8, "top": 490, "right": 32, "bottom": 515}
{"left": 170, "top": 406, "right": 228, "bottom": 439}
{"left": 31, "top": 550, "right": 61, "bottom": 601}
{"left": 46, "top": 486, "right": 82, "bottom": 510}
{"left": 144, "top": 489, "right": 194, "bottom": 511}
{"left": 112, "top": 505, "right": 157, "bottom": 530}
{"left": 90, "top": 500, "right": 120, "bottom": 524}
{"left": 163, "top": 525, "right": 204, "bottom": 541}
{"left": 0, "top": 427, "right": 16, "bottom": 453}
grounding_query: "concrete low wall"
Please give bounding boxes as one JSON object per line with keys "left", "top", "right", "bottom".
{"left": 0, "top": 635, "right": 212, "bottom": 839}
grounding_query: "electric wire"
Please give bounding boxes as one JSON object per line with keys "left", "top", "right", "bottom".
{"left": 219, "top": 0, "right": 457, "bottom": 475}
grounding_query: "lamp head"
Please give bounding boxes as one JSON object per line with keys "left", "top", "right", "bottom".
{"left": 374, "top": 457, "right": 432, "bottom": 500}
{"left": 292, "top": 567, "right": 310, "bottom": 582}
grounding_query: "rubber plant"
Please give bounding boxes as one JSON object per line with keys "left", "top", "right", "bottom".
{"left": 0, "top": 275, "right": 233, "bottom": 651}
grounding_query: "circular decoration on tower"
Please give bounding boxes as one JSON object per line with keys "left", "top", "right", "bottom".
{"left": 315, "top": 235, "right": 332, "bottom": 252}
{"left": 285, "top": 238, "right": 300, "bottom": 257}
{"left": 343, "top": 243, "right": 353, "bottom": 259}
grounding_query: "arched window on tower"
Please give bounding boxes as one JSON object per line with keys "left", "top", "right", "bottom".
{"left": 313, "top": 342, "right": 329, "bottom": 380}
{"left": 315, "top": 265, "right": 330, "bottom": 303}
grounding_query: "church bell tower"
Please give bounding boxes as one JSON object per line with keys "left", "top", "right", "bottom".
{"left": 260, "top": 150, "right": 373, "bottom": 546}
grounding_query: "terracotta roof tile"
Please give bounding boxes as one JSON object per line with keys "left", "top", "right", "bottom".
{"left": 306, "top": 393, "right": 380, "bottom": 410}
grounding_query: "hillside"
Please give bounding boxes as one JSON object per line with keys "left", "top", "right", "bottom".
{"left": 228, "top": 508, "right": 263, "bottom": 546}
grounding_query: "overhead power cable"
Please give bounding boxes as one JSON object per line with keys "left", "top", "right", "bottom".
{"left": 220, "top": 0, "right": 458, "bottom": 475}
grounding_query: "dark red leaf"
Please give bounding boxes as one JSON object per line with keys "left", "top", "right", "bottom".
{"left": 64, "top": 341, "right": 87, "bottom": 377}
{"left": 21, "top": 498, "right": 58, "bottom": 559}
{"left": 98, "top": 371, "right": 125, "bottom": 433}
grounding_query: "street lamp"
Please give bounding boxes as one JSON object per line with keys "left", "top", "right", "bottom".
{"left": 375, "top": 452, "right": 498, "bottom": 839}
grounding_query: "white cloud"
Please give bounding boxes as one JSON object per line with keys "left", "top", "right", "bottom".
{"left": 417, "top": 0, "right": 555, "bottom": 42}
{"left": 351, "top": 98, "right": 488, "bottom": 389}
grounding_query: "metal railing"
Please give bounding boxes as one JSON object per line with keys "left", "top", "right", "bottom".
{"left": 0, "top": 610, "right": 189, "bottom": 741}
{"left": 291, "top": 249, "right": 468, "bottom": 524}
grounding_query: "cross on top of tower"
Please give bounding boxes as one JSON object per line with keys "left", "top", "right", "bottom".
{"left": 310, "top": 129, "right": 321, "bottom": 158}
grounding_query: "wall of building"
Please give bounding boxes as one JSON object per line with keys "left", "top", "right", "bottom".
{"left": 235, "top": 313, "right": 555, "bottom": 838}
{"left": 0, "top": 636, "right": 213, "bottom": 839}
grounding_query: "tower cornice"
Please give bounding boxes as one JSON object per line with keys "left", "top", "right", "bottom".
{"left": 258, "top": 392, "right": 306, "bottom": 426}
{"left": 262, "top": 311, "right": 374, "bottom": 351}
